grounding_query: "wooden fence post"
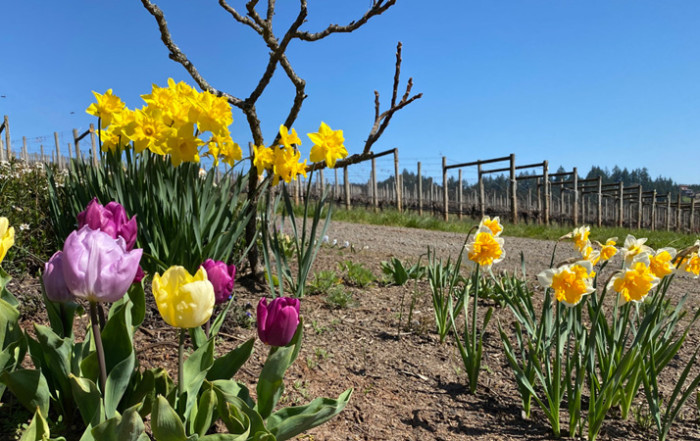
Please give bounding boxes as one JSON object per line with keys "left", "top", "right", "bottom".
{"left": 651, "top": 190, "right": 657, "bottom": 231}
{"left": 618, "top": 182, "right": 624, "bottom": 227}
{"left": 22, "top": 136, "right": 28, "bottom": 162}
{"left": 689, "top": 197, "right": 695, "bottom": 232}
{"left": 676, "top": 193, "right": 682, "bottom": 232}
{"left": 73, "top": 129, "right": 81, "bottom": 162}
{"left": 3, "top": 116, "right": 10, "bottom": 160}
{"left": 67, "top": 142, "right": 73, "bottom": 161}
{"left": 343, "top": 165, "right": 350, "bottom": 210}
{"left": 90, "top": 123, "right": 98, "bottom": 166}
{"left": 597, "top": 176, "right": 602, "bottom": 227}
{"left": 394, "top": 148, "right": 401, "bottom": 212}
{"left": 458, "top": 169, "right": 463, "bottom": 220}
{"left": 543, "top": 160, "right": 550, "bottom": 225}
{"left": 371, "top": 157, "right": 378, "bottom": 212}
{"left": 637, "top": 185, "right": 643, "bottom": 229}
{"left": 417, "top": 162, "right": 423, "bottom": 216}
{"left": 54, "top": 132, "right": 62, "bottom": 168}
{"left": 666, "top": 193, "right": 671, "bottom": 231}
{"left": 442, "top": 156, "right": 448, "bottom": 221}
{"left": 510, "top": 153, "right": 517, "bottom": 224}
{"left": 40, "top": 145, "right": 45, "bottom": 162}
{"left": 334, "top": 168, "right": 339, "bottom": 199}
{"left": 572, "top": 167, "right": 579, "bottom": 226}
{"left": 478, "top": 163, "right": 485, "bottom": 218}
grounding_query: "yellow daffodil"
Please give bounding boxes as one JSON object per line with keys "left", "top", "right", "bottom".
{"left": 680, "top": 241, "right": 700, "bottom": 278}
{"left": 152, "top": 266, "right": 215, "bottom": 329}
{"left": 0, "top": 217, "right": 15, "bottom": 265}
{"left": 206, "top": 130, "right": 242, "bottom": 166}
{"left": 253, "top": 144, "right": 274, "bottom": 176}
{"left": 193, "top": 90, "right": 233, "bottom": 134}
{"left": 128, "top": 108, "right": 173, "bottom": 154}
{"left": 279, "top": 125, "right": 302, "bottom": 149}
{"left": 599, "top": 237, "right": 618, "bottom": 262}
{"left": 308, "top": 122, "right": 347, "bottom": 168}
{"left": 581, "top": 242, "right": 601, "bottom": 266}
{"left": 649, "top": 247, "right": 677, "bottom": 279}
{"left": 86, "top": 89, "right": 126, "bottom": 127}
{"left": 164, "top": 124, "right": 204, "bottom": 167}
{"left": 466, "top": 226, "right": 505, "bottom": 268}
{"left": 608, "top": 253, "right": 660, "bottom": 303}
{"left": 479, "top": 216, "right": 503, "bottom": 236}
{"left": 538, "top": 261, "right": 595, "bottom": 307}
{"left": 621, "top": 234, "right": 653, "bottom": 266}
{"left": 571, "top": 226, "right": 591, "bottom": 253}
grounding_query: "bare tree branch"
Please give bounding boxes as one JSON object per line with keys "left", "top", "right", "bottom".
{"left": 140, "top": 0, "right": 243, "bottom": 107}
{"left": 266, "top": 0, "right": 275, "bottom": 24}
{"left": 218, "top": 0, "right": 262, "bottom": 33}
{"left": 245, "top": 0, "right": 267, "bottom": 31}
{"left": 363, "top": 42, "right": 422, "bottom": 154}
{"left": 295, "top": 0, "right": 397, "bottom": 41}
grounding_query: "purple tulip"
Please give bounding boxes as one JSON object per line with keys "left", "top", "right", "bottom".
{"left": 201, "top": 259, "right": 236, "bottom": 305}
{"left": 77, "top": 198, "right": 138, "bottom": 251}
{"left": 257, "top": 297, "right": 300, "bottom": 347}
{"left": 61, "top": 226, "right": 143, "bottom": 303}
{"left": 43, "top": 251, "right": 73, "bottom": 303}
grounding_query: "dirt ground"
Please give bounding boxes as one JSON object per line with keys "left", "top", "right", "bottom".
{"left": 5, "top": 220, "right": 700, "bottom": 440}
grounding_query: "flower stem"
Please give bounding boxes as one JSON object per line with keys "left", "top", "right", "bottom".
{"left": 178, "top": 328, "right": 186, "bottom": 397}
{"left": 89, "top": 301, "right": 107, "bottom": 393}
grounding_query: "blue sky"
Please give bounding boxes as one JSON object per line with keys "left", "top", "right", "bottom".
{"left": 2, "top": 1, "right": 700, "bottom": 185}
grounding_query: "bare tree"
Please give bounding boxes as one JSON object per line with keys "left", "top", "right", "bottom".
{"left": 140, "top": 0, "right": 421, "bottom": 277}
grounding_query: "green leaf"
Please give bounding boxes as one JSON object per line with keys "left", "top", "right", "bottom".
{"left": 69, "top": 374, "right": 104, "bottom": 427}
{"left": 91, "top": 404, "right": 150, "bottom": 441}
{"left": 256, "top": 320, "right": 303, "bottom": 419}
{"left": 266, "top": 388, "right": 353, "bottom": 441}
{"left": 1, "top": 369, "right": 50, "bottom": 416}
{"left": 152, "top": 395, "right": 189, "bottom": 441}
{"left": 182, "top": 337, "right": 215, "bottom": 423}
{"left": 207, "top": 338, "right": 255, "bottom": 381}
{"left": 19, "top": 407, "right": 52, "bottom": 441}
{"left": 82, "top": 304, "right": 133, "bottom": 382}
{"left": 105, "top": 351, "right": 136, "bottom": 418}
{"left": 33, "top": 324, "right": 74, "bottom": 405}
{"left": 127, "top": 283, "right": 146, "bottom": 329}
{"left": 193, "top": 388, "right": 217, "bottom": 437}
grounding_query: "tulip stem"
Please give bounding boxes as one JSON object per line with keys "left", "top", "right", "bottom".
{"left": 89, "top": 301, "right": 107, "bottom": 393}
{"left": 178, "top": 328, "right": 186, "bottom": 397}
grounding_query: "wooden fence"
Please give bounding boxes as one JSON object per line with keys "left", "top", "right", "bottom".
{"left": 1, "top": 115, "right": 698, "bottom": 233}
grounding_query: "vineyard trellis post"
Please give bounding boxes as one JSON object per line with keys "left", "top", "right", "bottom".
{"left": 343, "top": 165, "right": 350, "bottom": 210}
{"left": 442, "top": 156, "right": 448, "bottom": 220}
{"left": 393, "top": 148, "right": 401, "bottom": 212}
{"left": 417, "top": 161, "right": 423, "bottom": 215}
{"left": 2, "top": 115, "right": 11, "bottom": 161}
{"left": 666, "top": 193, "right": 672, "bottom": 231}
{"left": 458, "top": 168, "right": 463, "bottom": 220}
{"left": 53, "top": 132, "right": 62, "bottom": 169}
{"left": 676, "top": 193, "right": 682, "bottom": 232}
{"left": 690, "top": 198, "right": 696, "bottom": 232}
{"left": 22, "top": 136, "right": 28, "bottom": 162}
{"left": 572, "top": 167, "right": 579, "bottom": 225}
{"left": 618, "top": 182, "right": 624, "bottom": 227}
{"left": 651, "top": 190, "right": 657, "bottom": 231}
{"left": 371, "top": 157, "right": 378, "bottom": 212}
{"left": 637, "top": 185, "right": 643, "bottom": 229}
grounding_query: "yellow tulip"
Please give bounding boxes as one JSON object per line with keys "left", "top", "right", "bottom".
{"left": 0, "top": 217, "right": 15, "bottom": 266}
{"left": 152, "top": 266, "right": 215, "bottom": 328}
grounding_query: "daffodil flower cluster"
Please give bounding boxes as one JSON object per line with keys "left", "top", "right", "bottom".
{"left": 86, "top": 79, "right": 242, "bottom": 167}
{"left": 466, "top": 216, "right": 505, "bottom": 269}
{"left": 253, "top": 122, "right": 348, "bottom": 186}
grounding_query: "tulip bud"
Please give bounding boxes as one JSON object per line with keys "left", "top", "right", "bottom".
{"left": 77, "top": 198, "right": 138, "bottom": 250}
{"left": 43, "top": 251, "right": 73, "bottom": 303}
{"left": 0, "top": 217, "right": 14, "bottom": 266}
{"left": 62, "top": 226, "right": 143, "bottom": 303}
{"left": 257, "top": 297, "right": 300, "bottom": 347}
{"left": 201, "top": 259, "right": 236, "bottom": 305}
{"left": 152, "top": 266, "right": 215, "bottom": 328}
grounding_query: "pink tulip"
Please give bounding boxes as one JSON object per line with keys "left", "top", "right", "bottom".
{"left": 257, "top": 297, "right": 300, "bottom": 347}
{"left": 77, "top": 198, "right": 138, "bottom": 251}
{"left": 43, "top": 251, "right": 73, "bottom": 303}
{"left": 201, "top": 259, "right": 236, "bottom": 305}
{"left": 61, "top": 226, "right": 142, "bottom": 303}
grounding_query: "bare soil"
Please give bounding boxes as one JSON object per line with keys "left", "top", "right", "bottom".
{"left": 5, "top": 220, "right": 700, "bottom": 440}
